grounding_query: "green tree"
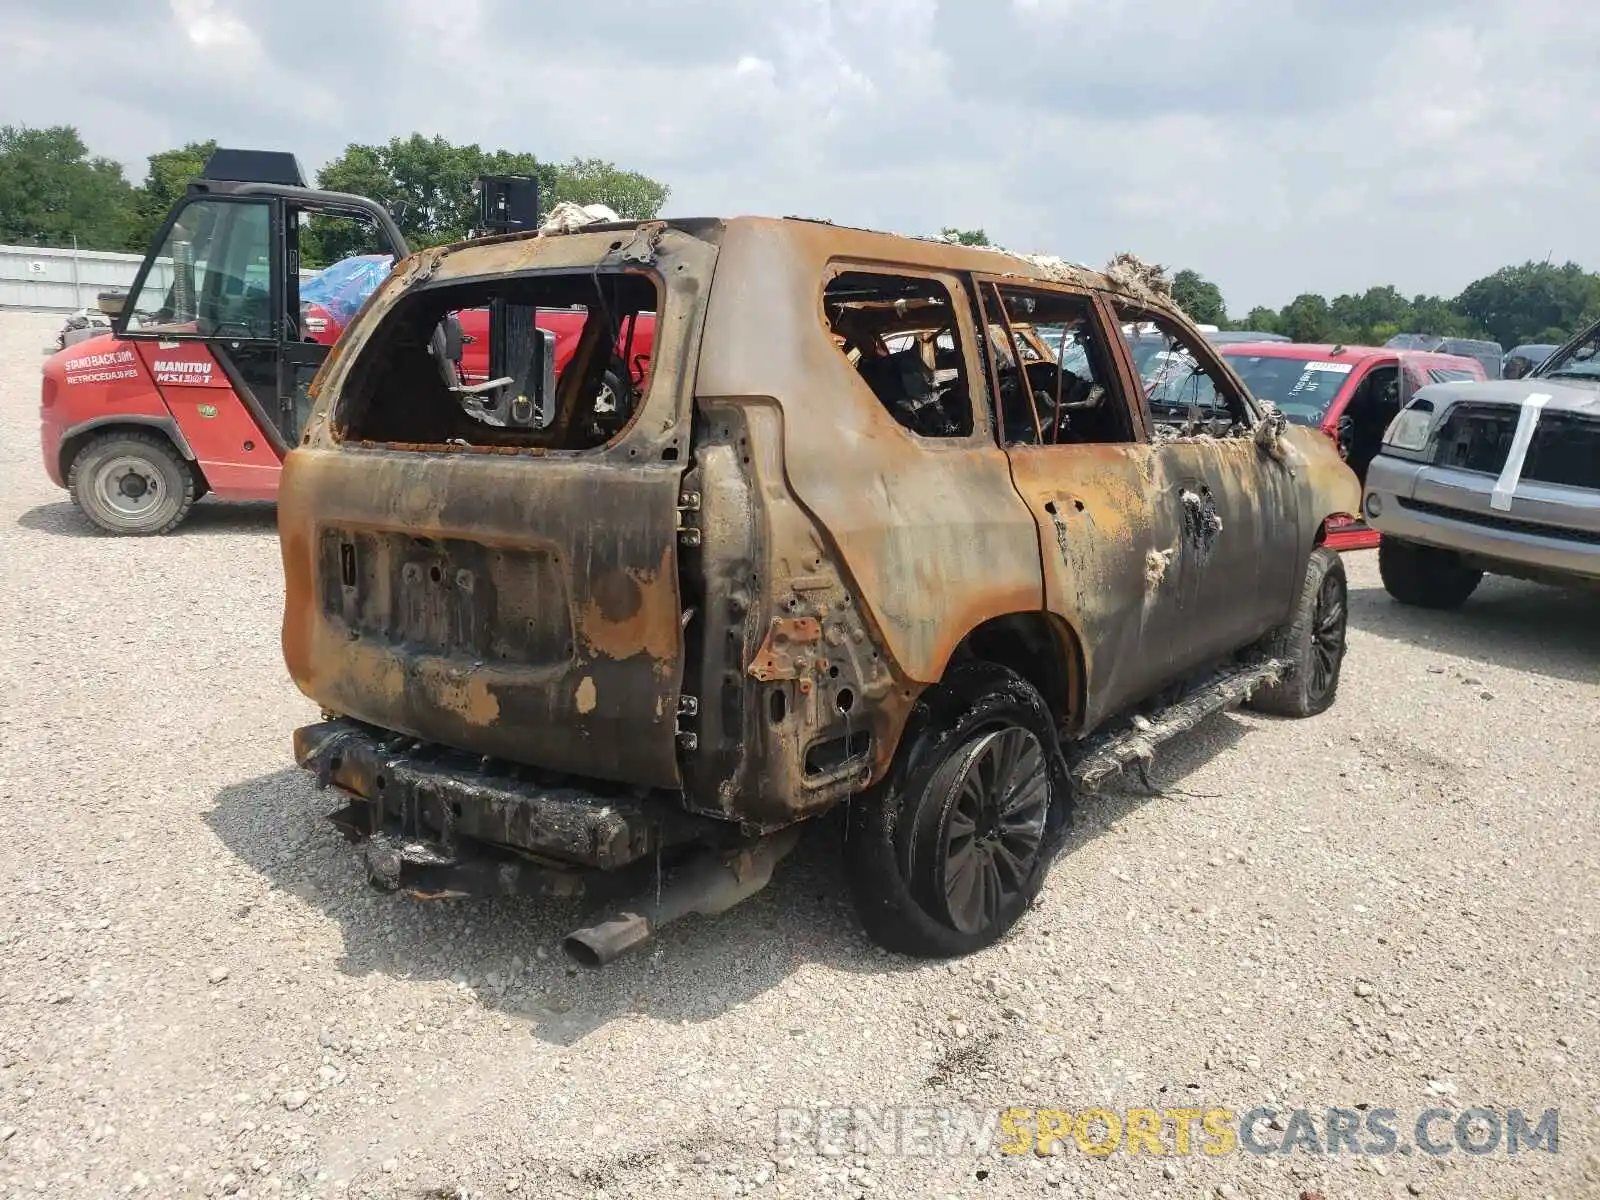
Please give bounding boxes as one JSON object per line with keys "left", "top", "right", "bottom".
{"left": 0, "top": 125, "right": 140, "bottom": 250}
{"left": 1238, "top": 306, "right": 1281, "bottom": 333}
{"left": 1171, "top": 268, "right": 1226, "bottom": 325}
{"left": 1279, "top": 293, "right": 1332, "bottom": 343}
{"left": 311, "top": 135, "right": 670, "bottom": 261}
{"left": 128, "top": 140, "right": 217, "bottom": 253}
{"left": 1407, "top": 294, "right": 1480, "bottom": 340}
{"left": 1455, "top": 261, "right": 1600, "bottom": 348}
{"left": 542, "top": 157, "right": 669, "bottom": 220}
{"left": 940, "top": 227, "right": 991, "bottom": 246}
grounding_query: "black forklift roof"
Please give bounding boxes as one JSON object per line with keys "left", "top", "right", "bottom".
{"left": 201, "top": 148, "right": 307, "bottom": 187}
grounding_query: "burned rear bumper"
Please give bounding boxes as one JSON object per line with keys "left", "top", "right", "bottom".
{"left": 293, "top": 718, "right": 725, "bottom": 875}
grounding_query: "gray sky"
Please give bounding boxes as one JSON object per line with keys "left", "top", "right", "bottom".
{"left": 2, "top": 0, "right": 1593, "bottom": 311}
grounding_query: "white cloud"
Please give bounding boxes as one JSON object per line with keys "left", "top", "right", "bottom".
{"left": 169, "top": 0, "right": 252, "bottom": 48}
{"left": 1, "top": 0, "right": 1595, "bottom": 312}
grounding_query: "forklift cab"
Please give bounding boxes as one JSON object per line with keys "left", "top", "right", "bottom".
{"left": 113, "top": 149, "right": 408, "bottom": 448}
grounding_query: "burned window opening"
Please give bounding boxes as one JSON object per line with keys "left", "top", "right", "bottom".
{"left": 335, "top": 269, "right": 660, "bottom": 451}
{"left": 824, "top": 271, "right": 975, "bottom": 439}
{"left": 1115, "top": 305, "right": 1251, "bottom": 441}
{"left": 984, "top": 285, "right": 1135, "bottom": 447}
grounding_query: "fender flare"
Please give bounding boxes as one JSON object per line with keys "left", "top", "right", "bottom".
{"left": 58, "top": 414, "right": 197, "bottom": 469}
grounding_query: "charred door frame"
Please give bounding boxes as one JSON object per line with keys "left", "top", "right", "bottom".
{"left": 971, "top": 273, "right": 1176, "bottom": 727}
{"left": 1105, "top": 301, "right": 1302, "bottom": 653}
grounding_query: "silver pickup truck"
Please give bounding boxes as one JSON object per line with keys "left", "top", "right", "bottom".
{"left": 1365, "top": 317, "right": 1600, "bottom": 607}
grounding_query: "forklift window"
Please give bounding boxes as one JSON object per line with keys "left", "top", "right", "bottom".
{"left": 125, "top": 198, "right": 275, "bottom": 341}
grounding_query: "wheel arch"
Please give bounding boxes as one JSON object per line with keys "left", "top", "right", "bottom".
{"left": 59, "top": 416, "right": 197, "bottom": 482}
{"left": 945, "top": 611, "right": 1085, "bottom": 735}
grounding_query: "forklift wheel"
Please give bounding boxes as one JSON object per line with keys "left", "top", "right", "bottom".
{"left": 68, "top": 430, "right": 198, "bottom": 536}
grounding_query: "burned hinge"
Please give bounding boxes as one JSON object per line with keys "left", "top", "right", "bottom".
{"left": 676, "top": 491, "right": 702, "bottom": 547}
{"left": 676, "top": 693, "right": 699, "bottom": 751}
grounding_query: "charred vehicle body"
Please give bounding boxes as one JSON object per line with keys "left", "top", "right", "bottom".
{"left": 281, "top": 218, "right": 1361, "bottom": 963}
{"left": 1367, "top": 316, "right": 1600, "bottom": 606}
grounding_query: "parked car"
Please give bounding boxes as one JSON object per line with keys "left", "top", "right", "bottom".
{"left": 1205, "top": 330, "right": 1290, "bottom": 345}
{"left": 1386, "top": 333, "right": 1502, "bottom": 380}
{"left": 1219, "top": 342, "right": 1486, "bottom": 549}
{"left": 1503, "top": 343, "right": 1559, "bottom": 380}
{"left": 280, "top": 218, "right": 1360, "bottom": 964}
{"left": 1366, "top": 315, "right": 1600, "bottom": 606}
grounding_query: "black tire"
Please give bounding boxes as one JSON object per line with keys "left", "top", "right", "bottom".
{"left": 1247, "top": 546, "right": 1348, "bottom": 718}
{"left": 1378, "top": 536, "right": 1482, "bottom": 609}
{"left": 67, "top": 430, "right": 197, "bottom": 536}
{"left": 845, "top": 662, "right": 1071, "bottom": 958}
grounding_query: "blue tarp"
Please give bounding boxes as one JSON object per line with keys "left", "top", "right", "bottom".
{"left": 300, "top": 254, "right": 393, "bottom": 324}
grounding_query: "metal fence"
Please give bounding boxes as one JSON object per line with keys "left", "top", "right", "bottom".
{"left": 0, "top": 244, "right": 173, "bottom": 314}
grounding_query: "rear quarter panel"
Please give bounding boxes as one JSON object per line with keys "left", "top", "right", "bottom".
{"left": 694, "top": 220, "right": 1046, "bottom": 690}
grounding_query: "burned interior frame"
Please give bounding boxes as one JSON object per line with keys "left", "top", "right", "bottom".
{"left": 1114, "top": 302, "right": 1254, "bottom": 439}
{"left": 333, "top": 268, "right": 661, "bottom": 451}
{"left": 978, "top": 282, "right": 1135, "bottom": 447}
{"left": 822, "top": 270, "right": 977, "bottom": 439}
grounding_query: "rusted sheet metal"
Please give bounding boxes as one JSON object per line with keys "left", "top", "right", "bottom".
{"left": 748, "top": 616, "right": 823, "bottom": 681}
{"left": 283, "top": 213, "right": 1361, "bottom": 834}
{"left": 1282, "top": 423, "right": 1362, "bottom": 531}
{"left": 696, "top": 224, "right": 1046, "bottom": 688}
{"left": 282, "top": 226, "right": 721, "bottom": 793}
{"left": 280, "top": 449, "right": 689, "bottom": 788}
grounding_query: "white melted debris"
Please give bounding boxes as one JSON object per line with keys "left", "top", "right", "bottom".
{"left": 539, "top": 201, "right": 621, "bottom": 234}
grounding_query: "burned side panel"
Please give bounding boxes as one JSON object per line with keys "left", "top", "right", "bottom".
{"left": 682, "top": 399, "right": 910, "bottom": 824}
{"left": 1281, "top": 423, "right": 1363, "bottom": 543}
{"left": 1002, "top": 443, "right": 1153, "bottom": 730}
{"left": 694, "top": 224, "right": 1045, "bottom": 690}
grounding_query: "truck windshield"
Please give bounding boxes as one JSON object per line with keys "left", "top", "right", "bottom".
{"left": 1225, "top": 354, "right": 1356, "bottom": 424}
{"left": 125, "top": 198, "right": 274, "bottom": 340}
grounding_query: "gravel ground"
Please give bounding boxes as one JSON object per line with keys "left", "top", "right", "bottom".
{"left": 2, "top": 309, "right": 1597, "bottom": 1200}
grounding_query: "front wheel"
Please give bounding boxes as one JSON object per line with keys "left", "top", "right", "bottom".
{"left": 1378, "top": 536, "right": 1482, "bottom": 609}
{"left": 67, "top": 430, "right": 197, "bottom": 536}
{"left": 845, "top": 663, "right": 1070, "bottom": 958}
{"left": 1246, "top": 546, "right": 1348, "bottom": 718}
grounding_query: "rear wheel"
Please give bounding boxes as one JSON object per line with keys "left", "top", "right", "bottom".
{"left": 1378, "top": 536, "right": 1482, "bottom": 609}
{"left": 845, "top": 663, "right": 1070, "bottom": 958}
{"left": 1247, "top": 546, "right": 1347, "bottom": 718}
{"left": 67, "top": 430, "right": 196, "bottom": 536}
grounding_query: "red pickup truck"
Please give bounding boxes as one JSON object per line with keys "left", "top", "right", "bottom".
{"left": 1219, "top": 342, "right": 1486, "bottom": 549}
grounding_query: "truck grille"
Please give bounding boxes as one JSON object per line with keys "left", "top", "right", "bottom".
{"left": 1435, "top": 403, "right": 1600, "bottom": 490}
{"left": 1397, "top": 497, "right": 1600, "bottom": 546}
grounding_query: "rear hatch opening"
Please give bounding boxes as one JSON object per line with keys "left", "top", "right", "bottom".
{"left": 335, "top": 268, "right": 660, "bottom": 453}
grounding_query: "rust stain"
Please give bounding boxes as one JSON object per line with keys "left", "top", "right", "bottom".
{"left": 575, "top": 675, "right": 597, "bottom": 714}
{"left": 748, "top": 617, "right": 823, "bottom": 682}
{"left": 420, "top": 665, "right": 501, "bottom": 727}
{"left": 578, "top": 545, "right": 679, "bottom": 663}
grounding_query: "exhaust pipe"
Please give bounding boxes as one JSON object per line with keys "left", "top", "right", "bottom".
{"left": 563, "top": 828, "right": 800, "bottom": 967}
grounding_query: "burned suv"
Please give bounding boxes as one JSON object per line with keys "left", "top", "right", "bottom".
{"left": 280, "top": 218, "right": 1360, "bottom": 963}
